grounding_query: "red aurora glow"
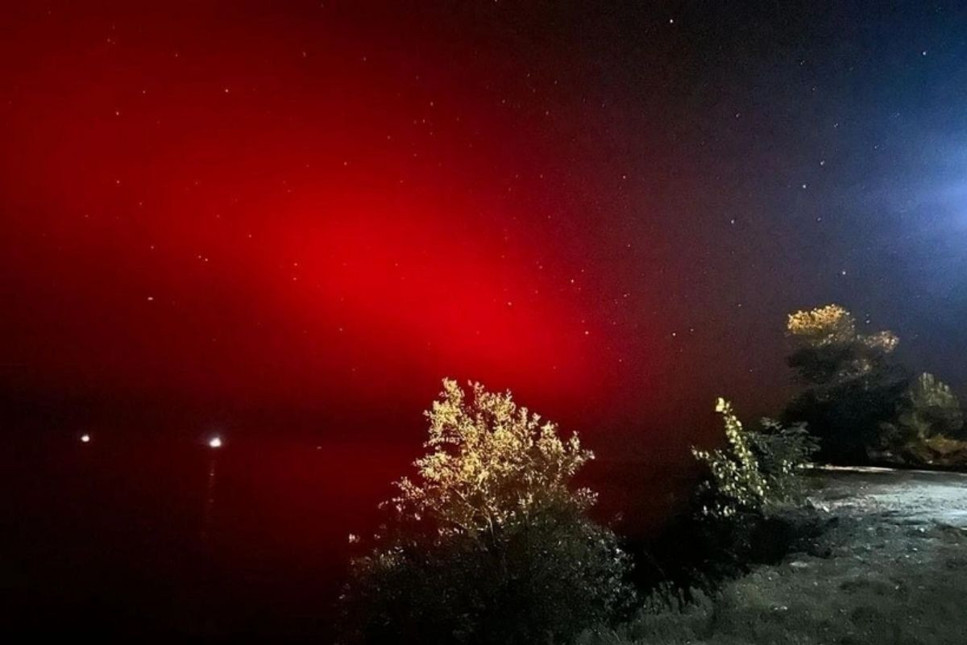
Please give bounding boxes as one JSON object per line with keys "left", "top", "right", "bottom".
{"left": 1, "top": 3, "right": 675, "bottom": 435}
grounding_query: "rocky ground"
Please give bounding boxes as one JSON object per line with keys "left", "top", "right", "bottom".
{"left": 583, "top": 467, "right": 967, "bottom": 645}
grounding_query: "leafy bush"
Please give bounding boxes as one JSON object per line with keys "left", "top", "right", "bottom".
{"left": 783, "top": 304, "right": 911, "bottom": 464}
{"left": 389, "top": 379, "right": 597, "bottom": 533}
{"left": 782, "top": 304, "right": 967, "bottom": 467}
{"left": 692, "top": 398, "right": 769, "bottom": 520}
{"left": 874, "top": 372, "right": 967, "bottom": 466}
{"left": 338, "top": 379, "right": 635, "bottom": 645}
{"left": 692, "top": 398, "right": 816, "bottom": 521}
{"left": 785, "top": 304, "right": 899, "bottom": 385}
{"left": 680, "top": 398, "right": 820, "bottom": 582}
{"left": 896, "top": 372, "right": 964, "bottom": 439}
{"left": 747, "top": 418, "right": 820, "bottom": 503}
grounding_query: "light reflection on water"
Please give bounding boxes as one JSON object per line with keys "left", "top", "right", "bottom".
{"left": 0, "top": 429, "right": 413, "bottom": 638}
{"left": 0, "top": 428, "right": 688, "bottom": 637}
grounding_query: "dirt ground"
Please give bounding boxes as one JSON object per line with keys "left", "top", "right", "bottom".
{"left": 583, "top": 467, "right": 967, "bottom": 645}
{"left": 815, "top": 466, "right": 967, "bottom": 527}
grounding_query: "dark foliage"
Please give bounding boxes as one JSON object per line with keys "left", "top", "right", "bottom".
{"left": 625, "top": 401, "right": 822, "bottom": 605}
{"left": 626, "top": 505, "right": 831, "bottom": 608}
{"left": 872, "top": 372, "right": 967, "bottom": 467}
{"left": 338, "top": 503, "right": 635, "bottom": 645}
{"left": 782, "top": 304, "right": 967, "bottom": 468}
{"left": 781, "top": 304, "right": 916, "bottom": 464}
{"left": 783, "top": 365, "right": 911, "bottom": 464}
{"left": 748, "top": 418, "right": 820, "bottom": 501}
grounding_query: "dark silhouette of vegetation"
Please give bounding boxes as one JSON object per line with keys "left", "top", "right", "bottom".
{"left": 873, "top": 372, "right": 967, "bottom": 466}
{"left": 782, "top": 304, "right": 910, "bottom": 463}
{"left": 782, "top": 304, "right": 966, "bottom": 467}
{"left": 748, "top": 418, "right": 820, "bottom": 502}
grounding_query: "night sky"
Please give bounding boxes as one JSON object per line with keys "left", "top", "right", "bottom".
{"left": 4, "top": 2, "right": 967, "bottom": 448}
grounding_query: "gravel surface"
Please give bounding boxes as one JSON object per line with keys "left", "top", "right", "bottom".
{"left": 585, "top": 467, "right": 967, "bottom": 645}
{"left": 810, "top": 466, "right": 967, "bottom": 527}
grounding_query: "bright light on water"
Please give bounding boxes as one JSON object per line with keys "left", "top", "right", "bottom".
{"left": 208, "top": 436, "right": 223, "bottom": 449}
{"left": 80, "top": 433, "right": 91, "bottom": 443}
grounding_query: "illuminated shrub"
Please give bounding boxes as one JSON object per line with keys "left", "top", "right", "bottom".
{"left": 786, "top": 304, "right": 860, "bottom": 347}
{"left": 693, "top": 399, "right": 818, "bottom": 521}
{"left": 785, "top": 304, "right": 900, "bottom": 386}
{"left": 680, "top": 399, "right": 820, "bottom": 585}
{"left": 390, "top": 378, "right": 598, "bottom": 532}
{"left": 692, "top": 398, "right": 768, "bottom": 520}
{"left": 612, "top": 398, "right": 819, "bottom": 595}
{"left": 339, "top": 379, "right": 634, "bottom": 645}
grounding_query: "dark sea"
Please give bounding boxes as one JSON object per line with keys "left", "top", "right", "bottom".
{"left": 0, "top": 427, "right": 687, "bottom": 641}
